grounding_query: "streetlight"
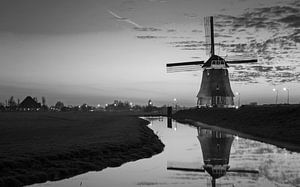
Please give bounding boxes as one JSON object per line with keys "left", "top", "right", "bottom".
{"left": 173, "top": 98, "right": 177, "bottom": 111}
{"left": 283, "top": 88, "right": 290, "bottom": 104}
{"left": 272, "top": 88, "right": 278, "bottom": 104}
{"left": 235, "top": 92, "right": 240, "bottom": 108}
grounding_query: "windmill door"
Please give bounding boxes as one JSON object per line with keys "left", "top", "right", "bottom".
{"left": 211, "top": 96, "right": 224, "bottom": 106}
{"left": 216, "top": 96, "right": 221, "bottom": 105}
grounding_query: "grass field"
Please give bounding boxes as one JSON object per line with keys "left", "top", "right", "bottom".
{"left": 0, "top": 112, "right": 164, "bottom": 187}
{"left": 173, "top": 104, "right": 300, "bottom": 152}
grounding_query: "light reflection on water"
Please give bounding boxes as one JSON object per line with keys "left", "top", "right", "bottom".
{"left": 31, "top": 117, "right": 300, "bottom": 187}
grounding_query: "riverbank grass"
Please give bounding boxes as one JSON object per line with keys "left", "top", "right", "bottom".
{"left": 173, "top": 105, "right": 300, "bottom": 152}
{"left": 0, "top": 112, "right": 164, "bottom": 186}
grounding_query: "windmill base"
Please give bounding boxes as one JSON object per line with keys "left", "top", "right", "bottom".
{"left": 197, "top": 96, "right": 234, "bottom": 108}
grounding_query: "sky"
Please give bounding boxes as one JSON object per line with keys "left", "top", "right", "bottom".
{"left": 0, "top": 0, "right": 299, "bottom": 106}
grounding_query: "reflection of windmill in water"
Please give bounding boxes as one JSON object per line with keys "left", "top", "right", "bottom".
{"left": 197, "top": 127, "right": 235, "bottom": 186}
{"left": 167, "top": 122, "right": 258, "bottom": 186}
{"left": 166, "top": 16, "right": 257, "bottom": 107}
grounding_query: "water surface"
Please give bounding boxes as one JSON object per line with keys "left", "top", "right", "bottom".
{"left": 31, "top": 117, "right": 300, "bottom": 187}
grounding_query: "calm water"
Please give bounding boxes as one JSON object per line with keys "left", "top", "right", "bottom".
{"left": 31, "top": 117, "right": 300, "bottom": 187}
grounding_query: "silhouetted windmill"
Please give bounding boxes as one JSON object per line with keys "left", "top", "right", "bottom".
{"left": 166, "top": 16, "right": 257, "bottom": 107}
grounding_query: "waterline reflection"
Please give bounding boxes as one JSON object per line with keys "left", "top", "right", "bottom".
{"left": 30, "top": 117, "right": 300, "bottom": 187}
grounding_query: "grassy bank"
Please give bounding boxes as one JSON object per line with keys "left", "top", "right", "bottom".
{"left": 173, "top": 105, "right": 300, "bottom": 152}
{"left": 0, "top": 112, "right": 164, "bottom": 187}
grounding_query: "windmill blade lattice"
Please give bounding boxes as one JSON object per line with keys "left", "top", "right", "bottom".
{"left": 166, "top": 61, "right": 204, "bottom": 73}
{"left": 204, "top": 16, "right": 212, "bottom": 56}
{"left": 226, "top": 59, "right": 258, "bottom": 64}
{"left": 227, "top": 169, "right": 259, "bottom": 174}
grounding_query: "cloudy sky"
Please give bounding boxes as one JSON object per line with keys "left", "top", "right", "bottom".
{"left": 0, "top": 0, "right": 299, "bottom": 106}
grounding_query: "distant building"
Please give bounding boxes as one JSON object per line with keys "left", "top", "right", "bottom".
{"left": 249, "top": 102, "right": 258, "bottom": 106}
{"left": 19, "top": 96, "right": 41, "bottom": 111}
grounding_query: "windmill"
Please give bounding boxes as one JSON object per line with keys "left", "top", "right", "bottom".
{"left": 167, "top": 125, "right": 259, "bottom": 187}
{"left": 166, "top": 16, "right": 257, "bottom": 107}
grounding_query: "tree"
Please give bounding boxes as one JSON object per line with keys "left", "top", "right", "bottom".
{"left": 8, "top": 96, "right": 17, "bottom": 107}
{"left": 33, "top": 97, "right": 38, "bottom": 103}
{"left": 42, "top": 96, "right": 46, "bottom": 106}
{"left": 0, "top": 102, "right": 5, "bottom": 112}
{"left": 40, "top": 96, "right": 48, "bottom": 111}
{"left": 55, "top": 101, "right": 64, "bottom": 111}
{"left": 80, "top": 103, "right": 90, "bottom": 112}
{"left": 8, "top": 96, "right": 17, "bottom": 111}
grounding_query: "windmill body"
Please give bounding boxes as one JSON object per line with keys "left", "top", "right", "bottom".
{"left": 166, "top": 16, "right": 257, "bottom": 107}
{"left": 197, "top": 55, "right": 234, "bottom": 107}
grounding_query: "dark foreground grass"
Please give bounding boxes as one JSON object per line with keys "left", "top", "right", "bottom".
{"left": 173, "top": 105, "right": 300, "bottom": 152}
{"left": 0, "top": 112, "right": 164, "bottom": 187}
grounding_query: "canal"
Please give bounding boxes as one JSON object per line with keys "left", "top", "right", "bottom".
{"left": 30, "top": 117, "right": 300, "bottom": 187}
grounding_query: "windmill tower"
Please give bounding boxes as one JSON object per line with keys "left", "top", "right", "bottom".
{"left": 166, "top": 16, "right": 257, "bottom": 107}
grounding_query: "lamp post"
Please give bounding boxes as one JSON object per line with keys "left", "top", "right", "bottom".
{"left": 173, "top": 98, "right": 177, "bottom": 111}
{"left": 272, "top": 88, "right": 278, "bottom": 104}
{"left": 235, "top": 92, "right": 240, "bottom": 108}
{"left": 283, "top": 88, "right": 290, "bottom": 104}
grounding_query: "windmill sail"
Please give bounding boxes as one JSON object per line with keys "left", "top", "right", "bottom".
{"left": 166, "top": 61, "right": 204, "bottom": 73}
{"left": 204, "top": 16, "right": 214, "bottom": 56}
{"left": 226, "top": 59, "right": 257, "bottom": 64}
{"left": 167, "top": 161, "right": 205, "bottom": 172}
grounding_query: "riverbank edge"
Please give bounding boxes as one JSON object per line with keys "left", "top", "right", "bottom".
{"left": 174, "top": 118, "right": 300, "bottom": 153}
{"left": 0, "top": 118, "right": 165, "bottom": 187}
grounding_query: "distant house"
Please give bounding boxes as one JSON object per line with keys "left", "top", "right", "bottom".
{"left": 19, "top": 96, "right": 41, "bottom": 111}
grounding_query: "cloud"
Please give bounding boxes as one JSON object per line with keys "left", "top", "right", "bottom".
{"left": 290, "top": 0, "right": 300, "bottom": 7}
{"left": 275, "top": 66, "right": 296, "bottom": 71}
{"left": 215, "top": 33, "right": 232, "bottom": 38}
{"left": 278, "top": 15, "right": 300, "bottom": 27}
{"left": 108, "top": 9, "right": 142, "bottom": 28}
{"left": 191, "top": 29, "right": 202, "bottom": 33}
{"left": 136, "top": 35, "right": 166, "bottom": 39}
{"left": 230, "top": 71, "right": 259, "bottom": 83}
{"left": 134, "top": 27, "right": 162, "bottom": 32}
{"left": 251, "top": 65, "right": 273, "bottom": 72}
{"left": 217, "top": 5, "right": 299, "bottom": 31}
{"left": 183, "top": 13, "right": 198, "bottom": 18}
{"left": 167, "top": 29, "right": 176, "bottom": 32}
{"left": 169, "top": 40, "right": 204, "bottom": 48}
{"left": 147, "top": 0, "right": 168, "bottom": 3}
{"left": 181, "top": 48, "right": 202, "bottom": 51}
{"left": 167, "top": 40, "right": 206, "bottom": 51}
{"left": 265, "top": 72, "right": 300, "bottom": 83}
